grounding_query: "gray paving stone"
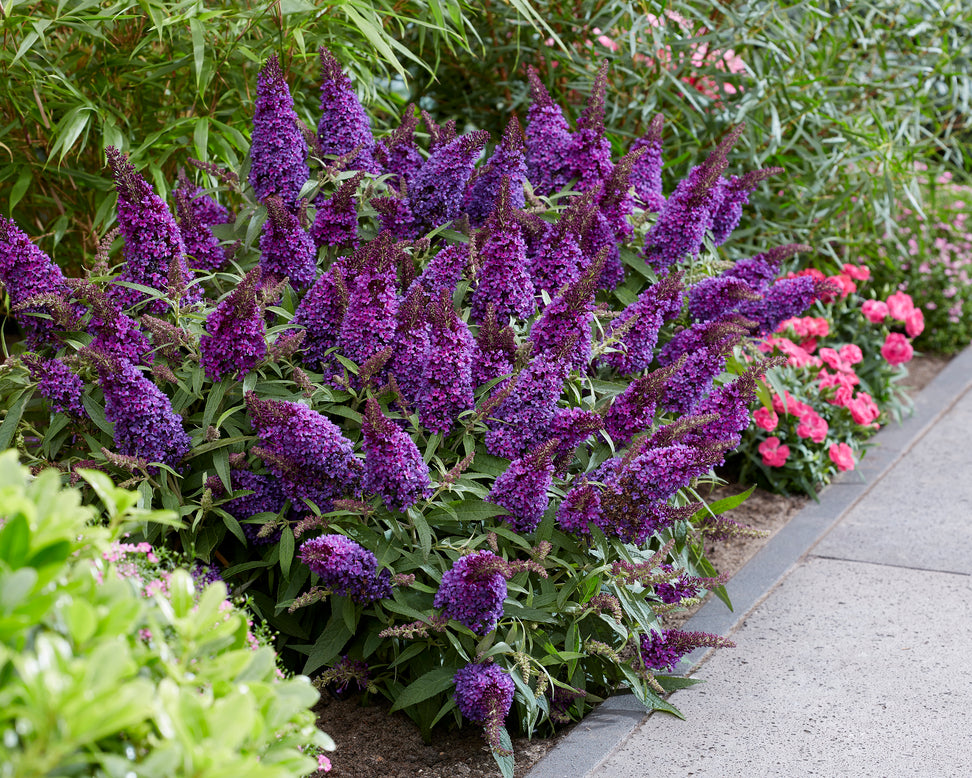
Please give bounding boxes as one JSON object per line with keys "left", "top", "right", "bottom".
{"left": 591, "top": 557, "right": 972, "bottom": 778}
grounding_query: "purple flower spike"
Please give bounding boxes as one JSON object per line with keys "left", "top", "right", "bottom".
{"left": 453, "top": 662, "right": 516, "bottom": 752}
{"left": 616, "top": 440, "right": 727, "bottom": 505}
{"left": 417, "top": 293, "right": 475, "bottom": 435}
{"left": 94, "top": 353, "right": 191, "bottom": 470}
{"left": 293, "top": 261, "right": 348, "bottom": 376}
{"left": 390, "top": 284, "right": 430, "bottom": 404}
{"left": 310, "top": 171, "right": 364, "bottom": 250}
{"left": 568, "top": 61, "right": 614, "bottom": 191}
{"left": 471, "top": 304, "right": 517, "bottom": 388}
{"left": 299, "top": 534, "right": 392, "bottom": 603}
{"left": 246, "top": 392, "right": 362, "bottom": 511}
{"left": 23, "top": 355, "right": 85, "bottom": 417}
{"left": 485, "top": 350, "right": 568, "bottom": 459}
{"left": 487, "top": 442, "right": 557, "bottom": 533}
{"left": 726, "top": 244, "right": 811, "bottom": 289}
{"left": 556, "top": 478, "right": 601, "bottom": 536}
{"left": 471, "top": 177, "right": 535, "bottom": 323}
{"left": 682, "top": 365, "right": 762, "bottom": 449}
{"left": 642, "top": 125, "right": 744, "bottom": 270}
{"left": 464, "top": 117, "right": 528, "bottom": 226}
{"left": 339, "top": 234, "right": 400, "bottom": 369}
{"left": 417, "top": 243, "right": 468, "bottom": 298}
{"left": 374, "top": 106, "right": 424, "bottom": 188}
{"left": 78, "top": 283, "right": 154, "bottom": 366}
{"left": 528, "top": 189, "right": 597, "bottom": 296}
{"left": 0, "top": 219, "right": 74, "bottom": 347}
{"left": 361, "top": 398, "right": 431, "bottom": 512}
{"left": 249, "top": 55, "right": 310, "bottom": 211}
{"left": 603, "top": 363, "right": 679, "bottom": 447}
{"left": 105, "top": 147, "right": 198, "bottom": 312}
{"left": 174, "top": 173, "right": 233, "bottom": 271}
{"left": 434, "top": 550, "right": 509, "bottom": 634}
{"left": 317, "top": 47, "right": 378, "bottom": 172}
{"left": 737, "top": 275, "right": 828, "bottom": 335}
{"left": 259, "top": 196, "right": 317, "bottom": 290}
{"left": 409, "top": 130, "right": 490, "bottom": 234}
{"left": 708, "top": 167, "right": 783, "bottom": 246}
{"left": 687, "top": 275, "right": 761, "bottom": 323}
{"left": 223, "top": 468, "right": 286, "bottom": 545}
{"left": 525, "top": 68, "right": 576, "bottom": 196}
{"left": 628, "top": 114, "right": 666, "bottom": 212}
{"left": 200, "top": 266, "right": 266, "bottom": 382}
{"left": 640, "top": 628, "right": 733, "bottom": 672}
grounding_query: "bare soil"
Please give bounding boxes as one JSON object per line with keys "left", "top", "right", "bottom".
{"left": 311, "top": 354, "right": 950, "bottom": 778}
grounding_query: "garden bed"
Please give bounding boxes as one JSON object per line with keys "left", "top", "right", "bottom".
{"left": 311, "top": 353, "right": 950, "bottom": 778}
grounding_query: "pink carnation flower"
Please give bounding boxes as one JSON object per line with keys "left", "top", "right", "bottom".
{"left": 829, "top": 442, "right": 855, "bottom": 472}
{"left": 905, "top": 308, "right": 925, "bottom": 337}
{"left": 861, "top": 299, "right": 889, "bottom": 324}
{"left": 753, "top": 406, "right": 779, "bottom": 431}
{"left": 796, "top": 411, "right": 829, "bottom": 444}
{"left": 886, "top": 291, "right": 915, "bottom": 321}
{"left": 847, "top": 393, "right": 880, "bottom": 426}
{"left": 838, "top": 343, "right": 863, "bottom": 365}
{"left": 758, "top": 436, "right": 790, "bottom": 468}
{"left": 881, "top": 332, "right": 913, "bottom": 366}
{"left": 841, "top": 263, "right": 870, "bottom": 281}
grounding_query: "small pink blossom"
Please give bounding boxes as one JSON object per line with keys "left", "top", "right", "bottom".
{"left": 886, "top": 291, "right": 915, "bottom": 321}
{"left": 753, "top": 406, "right": 779, "bottom": 431}
{"left": 905, "top": 308, "right": 925, "bottom": 337}
{"left": 841, "top": 263, "right": 870, "bottom": 281}
{"left": 881, "top": 332, "right": 913, "bottom": 366}
{"left": 796, "top": 411, "right": 829, "bottom": 444}
{"left": 758, "top": 436, "right": 790, "bottom": 468}
{"left": 838, "top": 343, "right": 863, "bottom": 365}
{"left": 861, "top": 299, "right": 889, "bottom": 324}
{"left": 847, "top": 393, "right": 880, "bottom": 426}
{"left": 317, "top": 754, "right": 333, "bottom": 772}
{"left": 828, "top": 442, "right": 855, "bottom": 472}
{"left": 827, "top": 273, "right": 856, "bottom": 299}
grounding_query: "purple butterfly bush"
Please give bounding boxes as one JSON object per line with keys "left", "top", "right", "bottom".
{"left": 471, "top": 177, "right": 535, "bottom": 323}
{"left": 556, "top": 478, "right": 602, "bottom": 536}
{"left": 640, "top": 628, "right": 733, "bottom": 672}
{"left": 249, "top": 55, "right": 310, "bottom": 211}
{"left": 173, "top": 173, "right": 233, "bottom": 272}
{"left": 317, "top": 47, "right": 378, "bottom": 172}
{"left": 687, "top": 275, "right": 762, "bottom": 323}
{"left": 434, "top": 550, "right": 509, "bottom": 634}
{"left": 453, "top": 662, "right": 515, "bottom": 751}
{"left": 603, "top": 362, "right": 680, "bottom": 447}
{"left": 709, "top": 167, "right": 782, "bottom": 246}
{"left": 487, "top": 441, "right": 557, "bottom": 533}
{"left": 464, "top": 116, "right": 528, "bottom": 226}
{"left": 246, "top": 392, "right": 361, "bottom": 511}
{"left": 737, "top": 274, "right": 831, "bottom": 335}
{"left": 527, "top": 189, "right": 596, "bottom": 296}
{"left": 22, "top": 355, "right": 85, "bottom": 417}
{"left": 361, "top": 398, "right": 431, "bottom": 512}
{"left": 292, "top": 261, "right": 349, "bottom": 376}
{"left": 221, "top": 468, "right": 287, "bottom": 545}
{"left": 310, "top": 171, "right": 364, "bottom": 250}
{"left": 409, "top": 130, "right": 490, "bottom": 235}
{"left": 390, "top": 285, "right": 431, "bottom": 404}
{"left": 417, "top": 243, "right": 468, "bottom": 298}
{"left": 199, "top": 266, "right": 266, "bottom": 382}
{"left": 374, "top": 107, "right": 424, "bottom": 188}
{"left": 105, "top": 147, "right": 199, "bottom": 312}
{"left": 338, "top": 234, "right": 400, "bottom": 369}
{"left": 471, "top": 304, "right": 517, "bottom": 388}
{"left": 92, "top": 352, "right": 191, "bottom": 470}
{"left": 568, "top": 61, "right": 614, "bottom": 192}
{"left": 299, "top": 534, "right": 392, "bottom": 603}
{"left": 628, "top": 113, "right": 666, "bottom": 212}
{"left": 524, "top": 67, "right": 576, "bottom": 196}
{"left": 415, "top": 293, "right": 475, "bottom": 434}
{"left": 259, "top": 195, "right": 317, "bottom": 290}
{"left": 80, "top": 283, "right": 154, "bottom": 366}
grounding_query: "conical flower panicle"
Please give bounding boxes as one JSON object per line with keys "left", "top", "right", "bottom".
{"left": 738, "top": 275, "right": 830, "bottom": 335}
{"left": 681, "top": 361, "right": 770, "bottom": 449}
{"left": 292, "top": 261, "right": 348, "bottom": 376}
{"left": 548, "top": 407, "right": 603, "bottom": 471}
{"left": 726, "top": 243, "right": 811, "bottom": 289}
{"left": 199, "top": 266, "right": 266, "bottom": 382}
{"left": 687, "top": 275, "right": 762, "bottom": 322}
{"left": 222, "top": 468, "right": 287, "bottom": 545}
{"left": 453, "top": 662, "right": 515, "bottom": 753}
{"left": 556, "top": 478, "right": 602, "bottom": 536}
{"left": 105, "top": 147, "right": 198, "bottom": 312}
{"left": 709, "top": 167, "right": 783, "bottom": 246}
{"left": 471, "top": 177, "right": 535, "bottom": 322}
{"left": 374, "top": 106, "right": 424, "bottom": 188}
{"left": 390, "top": 284, "right": 431, "bottom": 404}
{"left": 434, "top": 550, "right": 509, "bottom": 634}
{"left": 628, "top": 114, "right": 666, "bottom": 212}
{"left": 409, "top": 130, "right": 490, "bottom": 234}
{"left": 615, "top": 439, "right": 728, "bottom": 505}
{"left": 524, "top": 68, "right": 576, "bottom": 196}
{"left": 597, "top": 147, "right": 646, "bottom": 243}
{"left": 77, "top": 282, "right": 154, "bottom": 365}
{"left": 568, "top": 61, "right": 614, "bottom": 191}
{"left": 471, "top": 303, "right": 517, "bottom": 388}
{"left": 317, "top": 47, "right": 378, "bottom": 172}
{"left": 371, "top": 193, "right": 416, "bottom": 240}
{"left": 528, "top": 188, "right": 598, "bottom": 295}
{"left": 464, "top": 117, "right": 528, "bottom": 226}
{"left": 417, "top": 293, "right": 475, "bottom": 435}
{"left": 599, "top": 271, "right": 685, "bottom": 374}
{"left": 249, "top": 55, "right": 310, "bottom": 211}
{"left": 23, "top": 355, "right": 85, "bottom": 417}
{"left": 94, "top": 352, "right": 191, "bottom": 471}
{"left": 603, "top": 361, "right": 681, "bottom": 447}
{"left": 417, "top": 243, "right": 468, "bottom": 298}
{"left": 338, "top": 233, "right": 400, "bottom": 368}
{"left": 659, "top": 319, "right": 748, "bottom": 413}
{"left": 361, "top": 398, "right": 431, "bottom": 512}
{"left": 639, "top": 628, "right": 734, "bottom": 672}
{"left": 580, "top": 205, "right": 625, "bottom": 290}
{"left": 0, "top": 219, "right": 73, "bottom": 346}
{"left": 643, "top": 124, "right": 744, "bottom": 270}
{"left": 310, "top": 171, "right": 364, "bottom": 250}
{"left": 245, "top": 392, "right": 361, "bottom": 510}
{"left": 487, "top": 440, "right": 557, "bottom": 533}
{"left": 259, "top": 195, "right": 317, "bottom": 290}
{"left": 299, "top": 534, "right": 392, "bottom": 603}
{"left": 173, "top": 173, "right": 232, "bottom": 271}
{"left": 485, "top": 350, "right": 568, "bottom": 459}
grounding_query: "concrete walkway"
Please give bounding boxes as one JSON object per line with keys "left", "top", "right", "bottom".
{"left": 528, "top": 345, "right": 972, "bottom": 778}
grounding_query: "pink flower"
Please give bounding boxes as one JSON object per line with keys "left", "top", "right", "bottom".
{"left": 828, "top": 442, "right": 855, "bottom": 472}
{"left": 758, "top": 436, "right": 790, "bottom": 468}
{"left": 807, "top": 317, "right": 830, "bottom": 338}
{"left": 847, "top": 393, "right": 880, "bottom": 425}
{"left": 838, "top": 343, "right": 863, "bottom": 365}
{"left": 796, "top": 411, "right": 829, "bottom": 444}
{"left": 886, "top": 291, "right": 915, "bottom": 321}
{"left": 753, "top": 406, "right": 779, "bottom": 431}
{"left": 881, "top": 332, "right": 913, "bottom": 366}
{"left": 841, "top": 263, "right": 870, "bottom": 281}
{"left": 318, "top": 754, "right": 333, "bottom": 772}
{"left": 830, "top": 385, "right": 854, "bottom": 407}
{"left": 827, "top": 273, "right": 856, "bottom": 299}
{"left": 905, "top": 308, "right": 925, "bottom": 337}
{"left": 861, "top": 299, "right": 889, "bottom": 324}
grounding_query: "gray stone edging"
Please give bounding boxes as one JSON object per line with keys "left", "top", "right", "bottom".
{"left": 525, "top": 344, "right": 972, "bottom": 778}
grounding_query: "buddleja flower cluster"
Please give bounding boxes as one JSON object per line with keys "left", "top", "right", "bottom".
{"left": 0, "top": 51, "right": 827, "bottom": 763}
